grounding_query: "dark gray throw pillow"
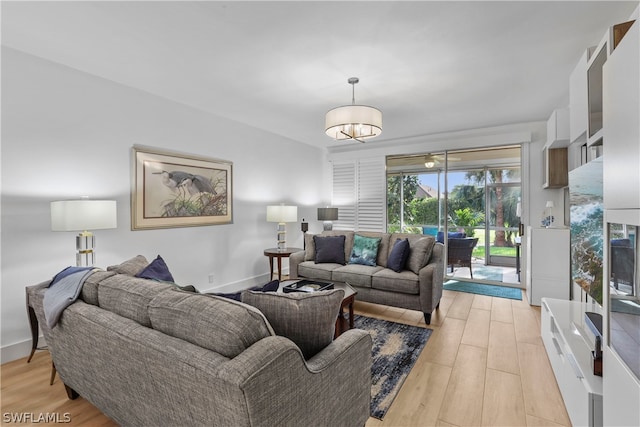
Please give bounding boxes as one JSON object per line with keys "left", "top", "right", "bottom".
{"left": 313, "top": 235, "right": 346, "bottom": 264}
{"left": 387, "top": 238, "right": 411, "bottom": 272}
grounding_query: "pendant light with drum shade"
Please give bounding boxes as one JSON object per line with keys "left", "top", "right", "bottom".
{"left": 325, "top": 77, "right": 382, "bottom": 143}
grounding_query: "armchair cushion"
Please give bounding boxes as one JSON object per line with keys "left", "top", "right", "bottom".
{"left": 241, "top": 289, "right": 345, "bottom": 359}
{"left": 436, "top": 231, "right": 466, "bottom": 244}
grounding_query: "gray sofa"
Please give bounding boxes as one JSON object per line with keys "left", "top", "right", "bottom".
{"left": 290, "top": 231, "right": 445, "bottom": 324}
{"left": 27, "top": 259, "right": 372, "bottom": 427}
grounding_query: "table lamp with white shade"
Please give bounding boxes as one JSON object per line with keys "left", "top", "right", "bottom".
{"left": 266, "top": 205, "right": 298, "bottom": 251}
{"left": 51, "top": 199, "right": 117, "bottom": 266}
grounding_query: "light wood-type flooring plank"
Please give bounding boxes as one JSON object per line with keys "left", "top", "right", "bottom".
{"left": 491, "top": 296, "right": 514, "bottom": 323}
{"left": 446, "top": 291, "right": 474, "bottom": 320}
{"left": 513, "top": 305, "right": 544, "bottom": 346}
{"left": 461, "top": 308, "right": 491, "bottom": 348}
{"left": 518, "top": 341, "right": 571, "bottom": 426}
{"left": 487, "top": 319, "right": 520, "bottom": 375}
{"left": 482, "top": 368, "right": 527, "bottom": 426}
{"left": 438, "top": 344, "right": 488, "bottom": 426}
{"left": 472, "top": 293, "right": 493, "bottom": 311}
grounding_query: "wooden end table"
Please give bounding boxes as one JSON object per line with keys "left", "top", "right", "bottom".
{"left": 264, "top": 248, "right": 303, "bottom": 281}
{"left": 333, "top": 282, "right": 357, "bottom": 338}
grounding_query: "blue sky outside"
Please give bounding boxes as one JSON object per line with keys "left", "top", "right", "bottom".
{"left": 419, "top": 171, "right": 471, "bottom": 193}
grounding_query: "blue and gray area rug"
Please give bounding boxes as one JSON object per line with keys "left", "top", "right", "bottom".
{"left": 354, "top": 315, "right": 432, "bottom": 419}
{"left": 444, "top": 280, "right": 522, "bottom": 300}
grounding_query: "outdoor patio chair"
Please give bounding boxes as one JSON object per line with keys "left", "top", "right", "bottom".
{"left": 447, "top": 237, "right": 479, "bottom": 278}
{"left": 611, "top": 238, "right": 635, "bottom": 295}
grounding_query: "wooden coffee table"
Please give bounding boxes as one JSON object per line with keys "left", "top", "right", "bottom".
{"left": 279, "top": 280, "right": 357, "bottom": 338}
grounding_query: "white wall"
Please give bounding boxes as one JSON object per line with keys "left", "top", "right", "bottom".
{"left": 0, "top": 47, "right": 328, "bottom": 362}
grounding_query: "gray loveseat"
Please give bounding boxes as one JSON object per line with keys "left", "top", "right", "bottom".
{"left": 27, "top": 258, "right": 372, "bottom": 427}
{"left": 290, "top": 231, "right": 445, "bottom": 324}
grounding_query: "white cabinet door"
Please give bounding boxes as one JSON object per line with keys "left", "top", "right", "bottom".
{"left": 570, "top": 49, "right": 590, "bottom": 144}
{"left": 526, "top": 227, "right": 570, "bottom": 305}
{"left": 603, "top": 20, "right": 640, "bottom": 209}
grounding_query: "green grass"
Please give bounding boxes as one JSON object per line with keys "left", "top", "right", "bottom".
{"left": 393, "top": 225, "right": 518, "bottom": 259}
{"left": 465, "top": 229, "right": 517, "bottom": 259}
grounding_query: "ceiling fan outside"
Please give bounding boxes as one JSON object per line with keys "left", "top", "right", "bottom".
{"left": 424, "top": 154, "right": 461, "bottom": 168}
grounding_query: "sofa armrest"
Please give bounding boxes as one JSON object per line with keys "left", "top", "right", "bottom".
{"left": 221, "top": 331, "right": 372, "bottom": 427}
{"left": 418, "top": 242, "right": 445, "bottom": 314}
{"left": 289, "top": 250, "right": 306, "bottom": 279}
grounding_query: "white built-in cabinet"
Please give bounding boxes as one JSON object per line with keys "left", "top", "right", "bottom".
{"left": 541, "top": 298, "right": 603, "bottom": 427}
{"left": 525, "top": 227, "right": 570, "bottom": 305}
{"left": 547, "top": 108, "right": 570, "bottom": 144}
{"left": 570, "top": 50, "right": 590, "bottom": 144}
{"left": 603, "top": 19, "right": 640, "bottom": 210}
{"left": 601, "top": 10, "right": 640, "bottom": 427}
{"left": 544, "top": 8, "right": 640, "bottom": 427}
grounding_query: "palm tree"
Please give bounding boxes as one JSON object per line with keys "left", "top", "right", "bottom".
{"left": 463, "top": 169, "right": 511, "bottom": 247}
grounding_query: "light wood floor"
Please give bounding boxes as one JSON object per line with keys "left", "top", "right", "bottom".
{"left": 1, "top": 289, "right": 570, "bottom": 427}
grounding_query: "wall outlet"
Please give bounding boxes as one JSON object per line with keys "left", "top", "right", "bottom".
{"left": 208, "top": 274, "right": 214, "bottom": 284}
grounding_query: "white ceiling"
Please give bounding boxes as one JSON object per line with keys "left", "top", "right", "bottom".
{"left": 2, "top": 1, "right": 638, "bottom": 149}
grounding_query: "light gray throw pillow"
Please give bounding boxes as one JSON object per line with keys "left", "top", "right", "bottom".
{"left": 406, "top": 236, "right": 436, "bottom": 274}
{"left": 241, "top": 289, "right": 345, "bottom": 359}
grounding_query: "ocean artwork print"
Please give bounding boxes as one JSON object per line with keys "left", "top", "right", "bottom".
{"left": 569, "top": 157, "right": 604, "bottom": 305}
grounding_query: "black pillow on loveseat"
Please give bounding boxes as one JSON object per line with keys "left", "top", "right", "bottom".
{"left": 313, "top": 235, "right": 346, "bottom": 264}
{"left": 387, "top": 238, "right": 411, "bottom": 272}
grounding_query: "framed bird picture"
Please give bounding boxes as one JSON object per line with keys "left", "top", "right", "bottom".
{"left": 132, "top": 145, "right": 233, "bottom": 229}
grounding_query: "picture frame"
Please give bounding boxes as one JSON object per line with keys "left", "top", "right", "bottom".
{"left": 131, "top": 145, "right": 233, "bottom": 230}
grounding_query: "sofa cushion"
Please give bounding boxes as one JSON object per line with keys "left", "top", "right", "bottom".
{"left": 80, "top": 270, "right": 116, "bottom": 306}
{"left": 314, "top": 235, "right": 346, "bottom": 264}
{"left": 304, "top": 233, "right": 317, "bottom": 261}
{"left": 241, "top": 289, "right": 344, "bottom": 359}
{"left": 107, "top": 255, "right": 149, "bottom": 276}
{"left": 333, "top": 264, "right": 383, "bottom": 287}
{"left": 98, "top": 275, "right": 174, "bottom": 327}
{"left": 149, "top": 291, "right": 274, "bottom": 359}
{"left": 349, "top": 234, "right": 382, "bottom": 267}
{"left": 372, "top": 269, "right": 420, "bottom": 295}
{"left": 387, "top": 238, "right": 411, "bottom": 273}
{"left": 298, "top": 261, "right": 340, "bottom": 281}
{"left": 136, "top": 255, "right": 175, "bottom": 282}
{"left": 406, "top": 237, "right": 436, "bottom": 274}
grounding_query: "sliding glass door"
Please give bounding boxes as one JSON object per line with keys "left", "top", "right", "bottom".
{"left": 387, "top": 146, "right": 522, "bottom": 285}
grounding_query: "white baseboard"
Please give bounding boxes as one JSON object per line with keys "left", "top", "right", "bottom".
{"left": 1, "top": 337, "right": 45, "bottom": 364}
{"left": 199, "top": 272, "right": 286, "bottom": 294}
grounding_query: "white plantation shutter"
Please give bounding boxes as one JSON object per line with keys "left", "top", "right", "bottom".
{"left": 332, "top": 162, "right": 356, "bottom": 229}
{"left": 331, "top": 159, "right": 385, "bottom": 232}
{"left": 357, "top": 159, "right": 385, "bottom": 231}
